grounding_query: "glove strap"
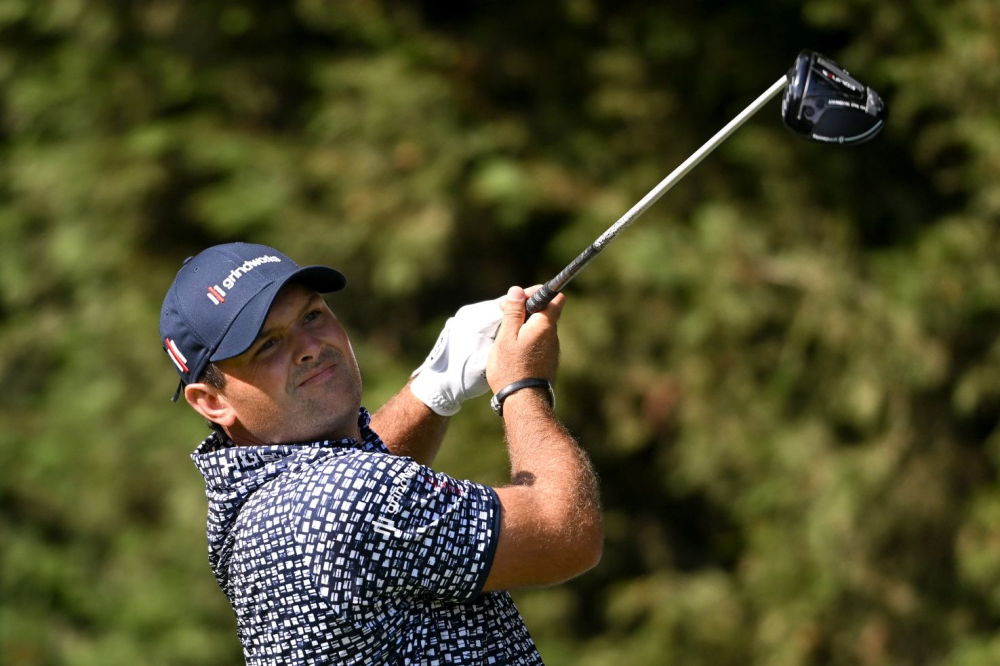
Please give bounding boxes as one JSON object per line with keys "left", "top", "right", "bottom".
{"left": 490, "top": 378, "right": 555, "bottom": 417}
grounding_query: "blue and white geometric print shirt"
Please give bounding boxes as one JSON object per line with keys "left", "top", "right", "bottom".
{"left": 191, "top": 408, "right": 543, "bottom": 665}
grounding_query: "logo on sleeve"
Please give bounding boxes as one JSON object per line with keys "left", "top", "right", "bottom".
{"left": 372, "top": 516, "right": 402, "bottom": 538}
{"left": 373, "top": 462, "right": 419, "bottom": 539}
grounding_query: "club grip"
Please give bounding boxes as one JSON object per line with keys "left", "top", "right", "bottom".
{"left": 526, "top": 283, "right": 559, "bottom": 314}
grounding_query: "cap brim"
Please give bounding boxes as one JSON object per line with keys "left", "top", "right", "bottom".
{"left": 209, "top": 266, "right": 347, "bottom": 362}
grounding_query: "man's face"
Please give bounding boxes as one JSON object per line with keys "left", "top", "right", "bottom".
{"left": 212, "top": 282, "right": 364, "bottom": 444}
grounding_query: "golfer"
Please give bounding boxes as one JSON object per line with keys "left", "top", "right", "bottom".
{"left": 160, "top": 242, "right": 602, "bottom": 664}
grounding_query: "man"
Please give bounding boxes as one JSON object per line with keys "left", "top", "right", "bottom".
{"left": 160, "top": 242, "right": 602, "bottom": 664}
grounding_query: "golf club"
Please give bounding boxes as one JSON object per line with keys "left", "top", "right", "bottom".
{"left": 525, "top": 49, "right": 887, "bottom": 314}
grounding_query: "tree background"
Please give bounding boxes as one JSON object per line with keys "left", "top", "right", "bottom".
{"left": 3, "top": 1, "right": 1000, "bottom": 664}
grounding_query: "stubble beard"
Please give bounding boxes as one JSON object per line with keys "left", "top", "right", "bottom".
{"left": 285, "top": 346, "right": 364, "bottom": 442}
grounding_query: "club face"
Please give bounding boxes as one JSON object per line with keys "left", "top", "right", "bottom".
{"left": 781, "top": 50, "right": 886, "bottom": 144}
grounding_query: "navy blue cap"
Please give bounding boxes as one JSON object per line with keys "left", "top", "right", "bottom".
{"left": 160, "top": 243, "right": 346, "bottom": 400}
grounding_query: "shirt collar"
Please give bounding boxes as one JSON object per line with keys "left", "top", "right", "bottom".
{"left": 193, "top": 406, "right": 382, "bottom": 456}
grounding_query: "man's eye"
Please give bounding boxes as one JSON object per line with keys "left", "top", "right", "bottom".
{"left": 305, "top": 310, "right": 322, "bottom": 323}
{"left": 258, "top": 338, "right": 277, "bottom": 353}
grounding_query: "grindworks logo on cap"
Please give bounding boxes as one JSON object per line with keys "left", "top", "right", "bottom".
{"left": 206, "top": 254, "right": 282, "bottom": 305}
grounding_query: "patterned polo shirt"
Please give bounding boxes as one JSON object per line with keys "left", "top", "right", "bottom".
{"left": 191, "top": 408, "right": 543, "bottom": 664}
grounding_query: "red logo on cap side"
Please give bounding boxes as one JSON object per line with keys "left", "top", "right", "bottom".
{"left": 165, "top": 338, "right": 189, "bottom": 374}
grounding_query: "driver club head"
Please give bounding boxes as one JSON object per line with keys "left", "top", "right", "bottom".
{"left": 781, "top": 50, "right": 886, "bottom": 144}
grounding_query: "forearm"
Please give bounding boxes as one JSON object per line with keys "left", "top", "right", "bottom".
{"left": 370, "top": 379, "right": 449, "bottom": 466}
{"left": 483, "top": 389, "right": 602, "bottom": 590}
{"left": 503, "top": 389, "right": 601, "bottom": 530}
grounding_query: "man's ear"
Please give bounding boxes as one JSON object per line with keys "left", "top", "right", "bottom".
{"left": 184, "top": 382, "right": 236, "bottom": 427}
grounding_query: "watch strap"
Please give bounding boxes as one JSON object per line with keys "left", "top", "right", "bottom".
{"left": 490, "top": 378, "right": 555, "bottom": 417}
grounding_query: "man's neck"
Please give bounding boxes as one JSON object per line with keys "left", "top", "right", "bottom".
{"left": 223, "top": 424, "right": 362, "bottom": 447}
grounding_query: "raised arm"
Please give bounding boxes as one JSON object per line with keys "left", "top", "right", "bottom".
{"left": 370, "top": 381, "right": 449, "bottom": 465}
{"left": 372, "top": 296, "right": 503, "bottom": 466}
{"left": 482, "top": 287, "right": 603, "bottom": 591}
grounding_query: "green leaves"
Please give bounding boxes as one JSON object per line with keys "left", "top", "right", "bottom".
{"left": 3, "top": 2, "right": 1000, "bottom": 664}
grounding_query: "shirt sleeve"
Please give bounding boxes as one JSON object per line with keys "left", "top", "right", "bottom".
{"left": 295, "top": 452, "right": 501, "bottom": 611}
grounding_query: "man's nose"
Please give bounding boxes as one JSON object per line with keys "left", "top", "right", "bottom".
{"left": 294, "top": 331, "right": 323, "bottom": 364}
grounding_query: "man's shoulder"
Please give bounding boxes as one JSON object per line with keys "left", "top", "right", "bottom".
{"left": 280, "top": 446, "right": 420, "bottom": 494}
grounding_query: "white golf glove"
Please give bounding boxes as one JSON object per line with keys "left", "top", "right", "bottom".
{"left": 409, "top": 296, "right": 504, "bottom": 416}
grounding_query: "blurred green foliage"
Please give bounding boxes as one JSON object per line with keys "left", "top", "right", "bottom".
{"left": 3, "top": 1, "right": 1000, "bottom": 664}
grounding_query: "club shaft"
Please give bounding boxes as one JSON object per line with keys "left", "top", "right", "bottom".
{"left": 526, "top": 74, "right": 790, "bottom": 314}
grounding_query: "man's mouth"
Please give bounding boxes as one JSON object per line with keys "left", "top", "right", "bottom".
{"left": 299, "top": 363, "right": 337, "bottom": 387}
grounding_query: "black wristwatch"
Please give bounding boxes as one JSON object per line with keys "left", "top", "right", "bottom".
{"left": 490, "top": 378, "right": 556, "bottom": 417}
